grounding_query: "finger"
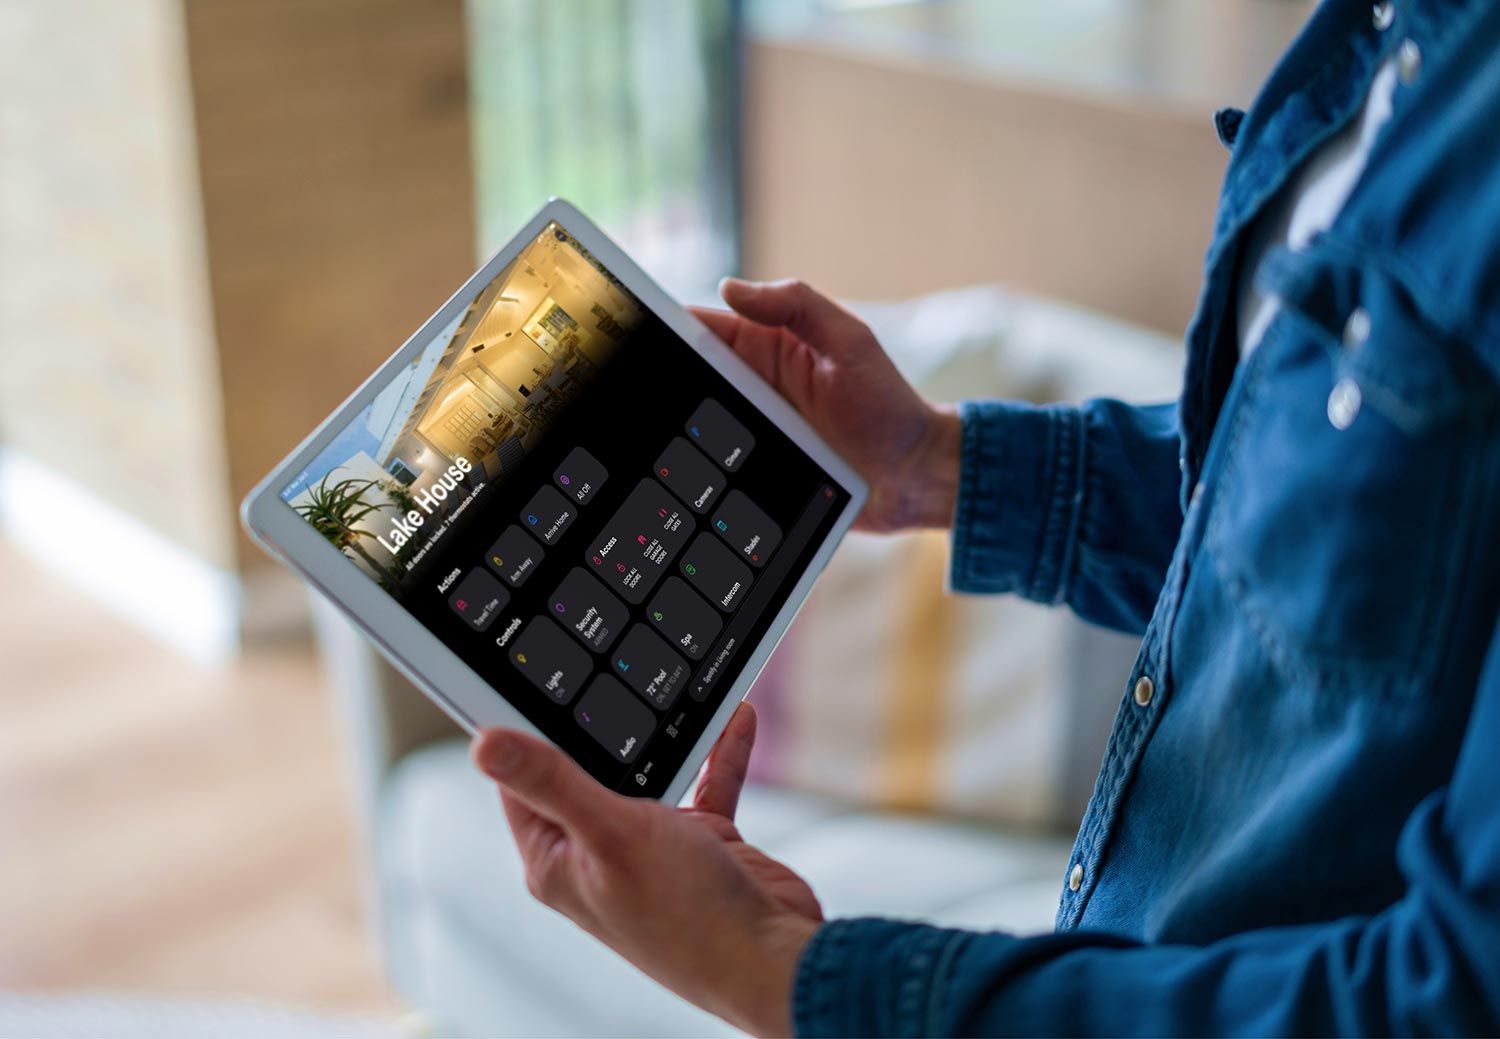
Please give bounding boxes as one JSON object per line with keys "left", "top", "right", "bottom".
{"left": 499, "top": 789, "right": 587, "bottom": 915}
{"left": 498, "top": 785, "right": 564, "bottom": 872}
{"left": 719, "top": 277, "right": 870, "bottom": 358}
{"left": 691, "top": 304, "right": 786, "bottom": 391}
{"left": 472, "top": 728, "right": 621, "bottom": 846}
{"left": 688, "top": 305, "right": 742, "bottom": 348}
{"left": 693, "top": 701, "right": 757, "bottom": 820}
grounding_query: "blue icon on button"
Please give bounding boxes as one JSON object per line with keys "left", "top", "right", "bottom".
{"left": 527, "top": 514, "right": 538, "bottom": 525}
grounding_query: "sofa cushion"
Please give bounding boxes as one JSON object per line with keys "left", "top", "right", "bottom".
{"left": 378, "top": 739, "right": 1071, "bottom": 1038}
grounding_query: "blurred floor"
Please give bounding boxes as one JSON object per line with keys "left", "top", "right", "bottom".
{"left": 0, "top": 540, "right": 401, "bottom": 1016}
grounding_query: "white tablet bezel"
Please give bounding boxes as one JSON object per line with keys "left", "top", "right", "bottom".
{"left": 241, "top": 198, "right": 867, "bottom": 804}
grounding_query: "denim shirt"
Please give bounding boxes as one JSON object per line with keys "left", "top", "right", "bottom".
{"left": 793, "top": 0, "right": 1500, "bottom": 1033}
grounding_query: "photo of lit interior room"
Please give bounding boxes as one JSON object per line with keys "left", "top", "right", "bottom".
{"left": 281, "top": 222, "right": 644, "bottom": 587}
{"left": 390, "top": 222, "right": 644, "bottom": 482}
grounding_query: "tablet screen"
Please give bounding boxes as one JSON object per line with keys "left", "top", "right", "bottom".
{"left": 280, "top": 222, "right": 851, "bottom": 796}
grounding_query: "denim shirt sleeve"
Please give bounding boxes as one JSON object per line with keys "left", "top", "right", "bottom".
{"left": 791, "top": 613, "right": 1500, "bottom": 1037}
{"left": 950, "top": 398, "right": 1183, "bottom": 635}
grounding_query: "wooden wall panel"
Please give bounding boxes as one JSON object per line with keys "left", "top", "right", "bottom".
{"left": 182, "top": 0, "right": 476, "bottom": 572}
{"left": 741, "top": 40, "right": 1230, "bottom": 337}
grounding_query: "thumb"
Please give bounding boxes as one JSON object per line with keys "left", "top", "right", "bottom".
{"left": 719, "top": 277, "right": 870, "bottom": 356}
{"left": 472, "top": 728, "right": 622, "bottom": 846}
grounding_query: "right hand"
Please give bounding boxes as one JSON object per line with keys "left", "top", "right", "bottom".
{"left": 691, "top": 278, "right": 962, "bottom": 533}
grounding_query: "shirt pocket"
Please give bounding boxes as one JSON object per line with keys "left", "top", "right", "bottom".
{"left": 1204, "top": 245, "right": 1489, "bottom": 698}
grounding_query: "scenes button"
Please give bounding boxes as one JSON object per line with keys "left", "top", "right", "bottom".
{"left": 554, "top": 447, "right": 609, "bottom": 506}
{"left": 448, "top": 569, "right": 510, "bottom": 632}
{"left": 520, "top": 486, "right": 576, "bottom": 545}
{"left": 484, "top": 525, "right": 543, "bottom": 588}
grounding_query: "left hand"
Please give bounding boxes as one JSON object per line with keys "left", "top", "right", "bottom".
{"left": 471, "top": 703, "right": 822, "bottom": 1037}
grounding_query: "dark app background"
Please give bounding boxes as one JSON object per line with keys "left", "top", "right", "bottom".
{"left": 384, "top": 313, "right": 849, "bottom": 796}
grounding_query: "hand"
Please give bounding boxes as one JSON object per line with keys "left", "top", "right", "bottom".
{"left": 471, "top": 703, "right": 822, "bottom": 1037}
{"left": 691, "top": 278, "right": 962, "bottom": 533}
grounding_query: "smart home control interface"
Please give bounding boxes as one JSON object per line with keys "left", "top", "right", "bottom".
{"left": 280, "top": 223, "right": 849, "bottom": 796}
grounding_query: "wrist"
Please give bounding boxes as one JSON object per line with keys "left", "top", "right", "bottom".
{"left": 724, "top": 914, "right": 820, "bottom": 1037}
{"left": 888, "top": 402, "right": 963, "bottom": 531}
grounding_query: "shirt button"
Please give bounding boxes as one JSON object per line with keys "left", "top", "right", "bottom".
{"left": 1133, "top": 675, "right": 1155, "bottom": 707}
{"left": 1372, "top": 1, "right": 1395, "bottom": 31}
{"left": 1328, "top": 378, "right": 1362, "bottom": 429}
{"left": 1342, "top": 307, "right": 1371, "bottom": 348}
{"left": 1398, "top": 38, "right": 1422, "bottom": 84}
{"left": 1069, "top": 863, "right": 1084, "bottom": 892}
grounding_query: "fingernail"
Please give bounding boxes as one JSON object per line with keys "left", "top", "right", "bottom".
{"left": 477, "top": 731, "right": 522, "bottom": 778}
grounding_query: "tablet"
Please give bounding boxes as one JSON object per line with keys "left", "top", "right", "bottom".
{"left": 241, "top": 199, "right": 866, "bottom": 803}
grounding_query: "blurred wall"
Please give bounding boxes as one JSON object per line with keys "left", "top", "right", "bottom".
{"left": 182, "top": 0, "right": 476, "bottom": 576}
{"left": 741, "top": 37, "right": 1227, "bottom": 337}
{"left": 0, "top": 0, "right": 232, "bottom": 570}
{"left": 0, "top": 0, "right": 475, "bottom": 652}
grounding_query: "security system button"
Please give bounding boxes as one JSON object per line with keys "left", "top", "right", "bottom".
{"left": 710, "top": 490, "right": 782, "bottom": 568}
{"left": 685, "top": 398, "right": 755, "bottom": 472}
{"left": 646, "top": 577, "right": 723, "bottom": 660}
{"left": 653, "top": 437, "right": 723, "bottom": 514}
{"left": 520, "top": 485, "right": 576, "bottom": 545}
{"left": 680, "top": 532, "right": 753, "bottom": 612}
{"left": 508, "top": 616, "right": 592, "bottom": 704}
{"left": 484, "top": 525, "right": 543, "bottom": 588}
{"left": 548, "top": 567, "right": 629, "bottom": 652}
{"left": 447, "top": 569, "right": 510, "bottom": 632}
{"left": 612, "top": 623, "right": 690, "bottom": 710}
{"left": 554, "top": 447, "right": 609, "bottom": 506}
{"left": 574, "top": 674, "right": 656, "bottom": 764}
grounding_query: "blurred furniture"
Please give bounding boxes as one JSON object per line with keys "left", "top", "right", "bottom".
{"left": 316, "top": 286, "right": 1182, "bottom": 1037}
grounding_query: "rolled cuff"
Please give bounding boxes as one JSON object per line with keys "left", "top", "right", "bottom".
{"left": 949, "top": 399, "right": 1086, "bottom": 603}
{"left": 792, "top": 918, "right": 988, "bottom": 1038}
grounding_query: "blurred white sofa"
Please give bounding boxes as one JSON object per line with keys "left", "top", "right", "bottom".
{"left": 314, "top": 287, "right": 1182, "bottom": 1037}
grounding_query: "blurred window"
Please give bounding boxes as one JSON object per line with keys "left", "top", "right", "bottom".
{"left": 467, "top": 0, "right": 742, "bottom": 299}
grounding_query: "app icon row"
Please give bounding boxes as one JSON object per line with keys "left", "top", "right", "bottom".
{"left": 447, "top": 447, "right": 611, "bottom": 630}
